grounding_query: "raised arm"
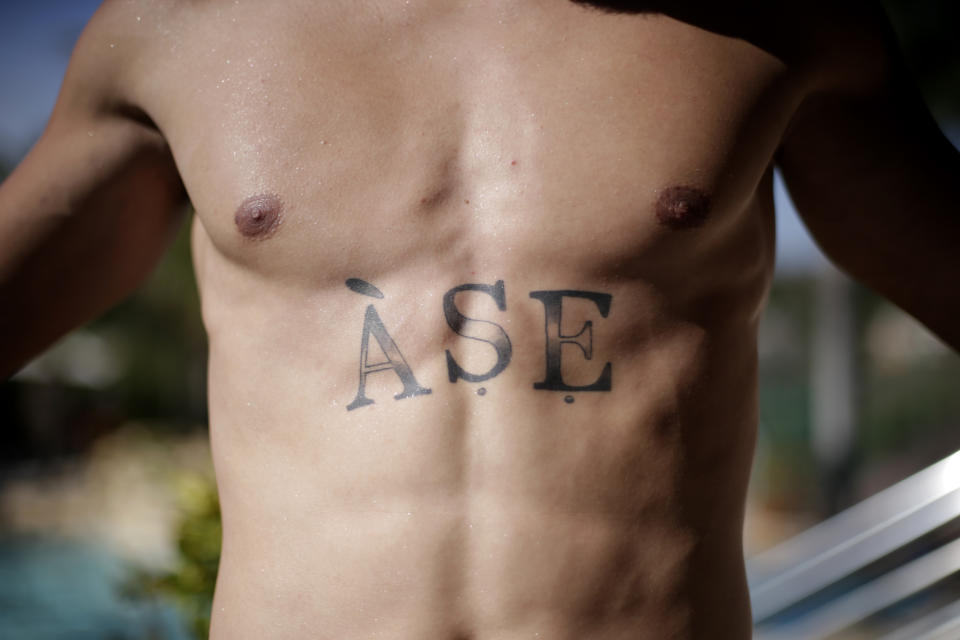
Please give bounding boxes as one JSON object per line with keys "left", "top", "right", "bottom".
{"left": 0, "top": 3, "right": 188, "bottom": 379}
{"left": 777, "top": 2, "right": 960, "bottom": 352}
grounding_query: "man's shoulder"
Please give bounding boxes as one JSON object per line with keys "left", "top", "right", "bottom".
{"left": 574, "top": 1, "right": 895, "bottom": 94}
{"left": 767, "top": 0, "right": 900, "bottom": 97}
{"left": 65, "top": 1, "right": 177, "bottom": 102}
{"left": 62, "top": 0, "right": 226, "bottom": 122}
{"left": 44, "top": 0, "right": 216, "bottom": 148}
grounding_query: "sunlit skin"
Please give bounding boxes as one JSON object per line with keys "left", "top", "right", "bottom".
{"left": 1, "top": 1, "right": 959, "bottom": 638}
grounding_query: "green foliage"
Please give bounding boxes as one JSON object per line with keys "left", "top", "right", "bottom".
{"left": 124, "top": 472, "right": 221, "bottom": 639}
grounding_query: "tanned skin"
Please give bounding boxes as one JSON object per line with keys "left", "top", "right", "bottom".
{"left": 1, "top": 1, "right": 958, "bottom": 638}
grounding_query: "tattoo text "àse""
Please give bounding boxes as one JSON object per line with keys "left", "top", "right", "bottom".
{"left": 345, "top": 279, "right": 612, "bottom": 411}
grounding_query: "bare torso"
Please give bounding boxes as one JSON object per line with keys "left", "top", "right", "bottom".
{"left": 105, "top": 1, "right": 804, "bottom": 637}
{"left": 1, "top": 2, "right": 954, "bottom": 636}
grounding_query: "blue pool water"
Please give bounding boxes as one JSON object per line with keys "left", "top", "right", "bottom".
{"left": 0, "top": 536, "right": 190, "bottom": 640}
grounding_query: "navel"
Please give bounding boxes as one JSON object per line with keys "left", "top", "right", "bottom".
{"left": 655, "top": 185, "right": 711, "bottom": 230}
{"left": 234, "top": 192, "right": 283, "bottom": 239}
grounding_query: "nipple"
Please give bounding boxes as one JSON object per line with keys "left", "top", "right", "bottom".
{"left": 655, "top": 185, "right": 710, "bottom": 230}
{"left": 234, "top": 193, "right": 283, "bottom": 239}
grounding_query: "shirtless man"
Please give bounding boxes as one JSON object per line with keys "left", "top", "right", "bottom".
{"left": 1, "top": 0, "right": 958, "bottom": 637}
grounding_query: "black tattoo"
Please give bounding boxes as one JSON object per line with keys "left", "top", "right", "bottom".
{"left": 346, "top": 304, "right": 432, "bottom": 411}
{"left": 529, "top": 290, "right": 612, "bottom": 392}
{"left": 343, "top": 279, "right": 614, "bottom": 410}
{"left": 442, "top": 281, "right": 513, "bottom": 383}
{"left": 345, "top": 278, "right": 385, "bottom": 299}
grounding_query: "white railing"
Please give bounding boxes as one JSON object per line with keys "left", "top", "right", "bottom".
{"left": 748, "top": 449, "right": 960, "bottom": 638}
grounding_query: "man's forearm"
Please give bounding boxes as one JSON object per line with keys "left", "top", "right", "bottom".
{"left": 779, "top": 83, "right": 960, "bottom": 353}
{"left": 0, "top": 124, "right": 187, "bottom": 379}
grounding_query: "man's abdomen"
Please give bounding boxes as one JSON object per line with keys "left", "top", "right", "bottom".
{"left": 201, "top": 267, "right": 760, "bottom": 639}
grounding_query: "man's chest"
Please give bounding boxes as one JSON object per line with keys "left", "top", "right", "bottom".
{"left": 140, "top": 2, "right": 797, "bottom": 283}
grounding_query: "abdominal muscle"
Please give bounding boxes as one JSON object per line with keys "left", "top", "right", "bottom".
{"left": 198, "top": 254, "right": 760, "bottom": 640}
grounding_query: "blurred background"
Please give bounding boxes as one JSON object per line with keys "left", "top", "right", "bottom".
{"left": 0, "top": 1, "right": 958, "bottom": 638}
